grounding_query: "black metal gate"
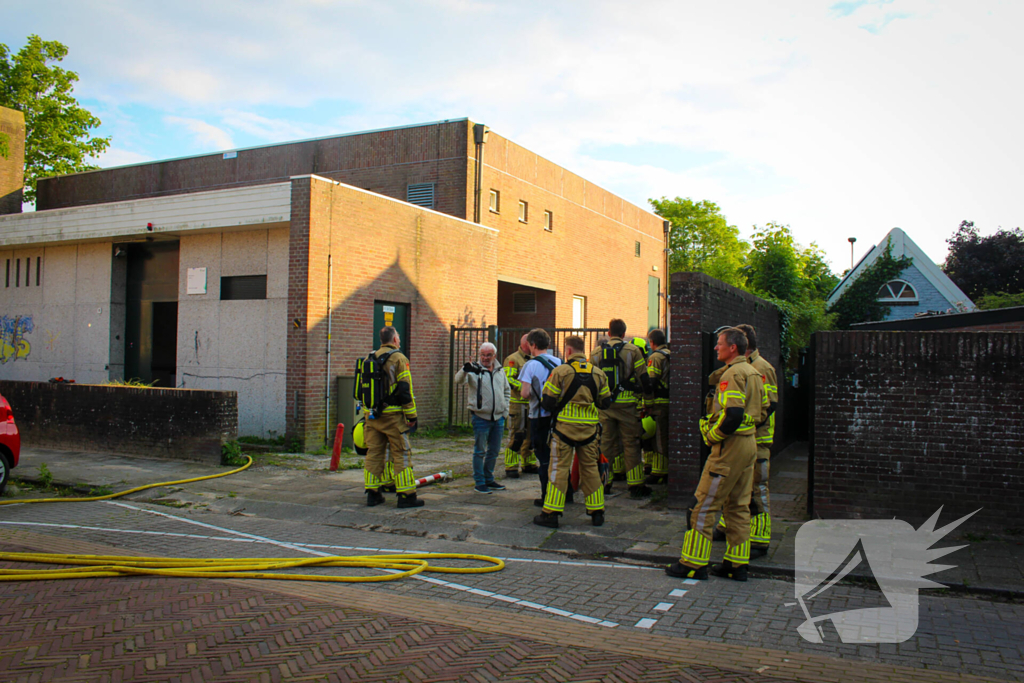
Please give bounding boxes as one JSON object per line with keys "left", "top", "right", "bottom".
{"left": 448, "top": 325, "right": 608, "bottom": 426}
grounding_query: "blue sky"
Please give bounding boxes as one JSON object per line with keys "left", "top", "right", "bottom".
{"left": 3, "top": 0, "right": 1021, "bottom": 274}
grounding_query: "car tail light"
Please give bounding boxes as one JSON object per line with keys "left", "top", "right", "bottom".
{"left": 0, "top": 399, "right": 10, "bottom": 421}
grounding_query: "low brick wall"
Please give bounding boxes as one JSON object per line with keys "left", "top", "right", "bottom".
{"left": 0, "top": 381, "right": 237, "bottom": 464}
{"left": 811, "top": 331, "right": 1024, "bottom": 529}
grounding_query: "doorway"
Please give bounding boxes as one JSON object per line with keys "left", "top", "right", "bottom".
{"left": 373, "top": 301, "right": 410, "bottom": 356}
{"left": 124, "top": 241, "right": 179, "bottom": 386}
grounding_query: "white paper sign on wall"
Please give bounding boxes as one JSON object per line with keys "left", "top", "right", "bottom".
{"left": 187, "top": 267, "right": 208, "bottom": 295}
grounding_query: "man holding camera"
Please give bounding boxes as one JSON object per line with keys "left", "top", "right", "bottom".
{"left": 455, "top": 342, "right": 512, "bottom": 494}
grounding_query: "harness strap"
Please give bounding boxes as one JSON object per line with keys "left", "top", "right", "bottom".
{"left": 553, "top": 428, "right": 598, "bottom": 448}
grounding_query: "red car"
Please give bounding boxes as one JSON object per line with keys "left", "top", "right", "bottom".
{"left": 0, "top": 392, "right": 20, "bottom": 495}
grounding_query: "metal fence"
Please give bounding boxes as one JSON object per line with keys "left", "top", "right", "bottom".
{"left": 448, "top": 325, "right": 608, "bottom": 426}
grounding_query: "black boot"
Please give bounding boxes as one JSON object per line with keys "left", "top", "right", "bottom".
{"left": 645, "top": 473, "right": 667, "bottom": 485}
{"left": 665, "top": 562, "right": 708, "bottom": 580}
{"left": 750, "top": 545, "right": 769, "bottom": 559}
{"left": 603, "top": 482, "right": 614, "bottom": 494}
{"left": 629, "top": 485, "right": 652, "bottom": 499}
{"left": 644, "top": 464, "right": 653, "bottom": 475}
{"left": 589, "top": 510, "right": 605, "bottom": 527}
{"left": 711, "top": 560, "right": 748, "bottom": 581}
{"left": 397, "top": 492, "right": 424, "bottom": 509}
{"left": 381, "top": 483, "right": 397, "bottom": 493}
{"left": 522, "top": 464, "right": 540, "bottom": 474}
{"left": 612, "top": 472, "right": 626, "bottom": 482}
{"left": 505, "top": 469, "right": 520, "bottom": 479}
{"left": 533, "top": 511, "right": 559, "bottom": 528}
{"left": 366, "top": 489, "right": 385, "bottom": 507}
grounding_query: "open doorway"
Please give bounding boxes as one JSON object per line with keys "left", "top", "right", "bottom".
{"left": 124, "top": 241, "right": 179, "bottom": 386}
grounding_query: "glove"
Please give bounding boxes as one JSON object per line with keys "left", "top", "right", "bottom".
{"left": 406, "top": 418, "right": 419, "bottom": 435}
{"left": 463, "top": 362, "right": 476, "bottom": 373}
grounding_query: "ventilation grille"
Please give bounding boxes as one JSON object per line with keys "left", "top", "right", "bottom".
{"left": 407, "top": 183, "right": 435, "bottom": 209}
{"left": 513, "top": 291, "right": 536, "bottom": 313}
{"left": 221, "top": 275, "right": 267, "bottom": 301}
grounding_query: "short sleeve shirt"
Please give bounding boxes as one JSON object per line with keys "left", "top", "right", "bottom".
{"left": 518, "top": 352, "right": 563, "bottom": 418}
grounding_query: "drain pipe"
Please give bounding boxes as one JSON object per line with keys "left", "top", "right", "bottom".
{"left": 325, "top": 254, "right": 333, "bottom": 444}
{"left": 473, "top": 123, "right": 489, "bottom": 223}
{"left": 663, "top": 220, "right": 671, "bottom": 341}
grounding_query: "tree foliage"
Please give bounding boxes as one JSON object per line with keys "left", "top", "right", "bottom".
{"left": 828, "top": 239, "right": 913, "bottom": 329}
{"left": 943, "top": 220, "right": 1024, "bottom": 301}
{"left": 975, "top": 291, "right": 1024, "bottom": 310}
{"left": 650, "top": 197, "right": 749, "bottom": 288}
{"left": 0, "top": 35, "right": 110, "bottom": 204}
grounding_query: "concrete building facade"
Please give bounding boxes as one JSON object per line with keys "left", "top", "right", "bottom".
{"left": 0, "top": 119, "right": 666, "bottom": 446}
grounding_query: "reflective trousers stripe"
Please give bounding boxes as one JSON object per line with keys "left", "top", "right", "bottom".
{"left": 680, "top": 528, "right": 712, "bottom": 566}
{"left": 543, "top": 485, "right": 567, "bottom": 513}
{"left": 724, "top": 540, "right": 750, "bottom": 565}
{"left": 585, "top": 488, "right": 605, "bottom": 511}
{"left": 626, "top": 463, "right": 645, "bottom": 486}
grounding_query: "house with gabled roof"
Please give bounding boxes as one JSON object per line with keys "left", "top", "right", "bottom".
{"left": 826, "top": 227, "right": 975, "bottom": 321}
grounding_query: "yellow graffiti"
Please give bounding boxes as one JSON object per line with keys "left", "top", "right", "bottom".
{"left": 0, "top": 314, "right": 34, "bottom": 364}
{"left": 45, "top": 329, "right": 61, "bottom": 351}
{"left": 0, "top": 338, "right": 30, "bottom": 363}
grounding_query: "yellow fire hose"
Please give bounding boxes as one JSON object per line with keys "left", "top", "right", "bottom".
{"left": 0, "top": 455, "right": 506, "bottom": 582}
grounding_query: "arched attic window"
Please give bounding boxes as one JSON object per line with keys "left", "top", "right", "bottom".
{"left": 877, "top": 279, "right": 918, "bottom": 305}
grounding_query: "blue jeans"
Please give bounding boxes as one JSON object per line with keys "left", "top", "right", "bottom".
{"left": 472, "top": 414, "right": 506, "bottom": 487}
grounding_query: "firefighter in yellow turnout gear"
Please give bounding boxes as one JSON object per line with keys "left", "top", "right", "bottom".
{"left": 667, "top": 327, "right": 766, "bottom": 582}
{"left": 716, "top": 324, "right": 778, "bottom": 558}
{"left": 361, "top": 326, "right": 423, "bottom": 509}
{"left": 533, "top": 336, "right": 613, "bottom": 529}
{"left": 644, "top": 328, "right": 671, "bottom": 485}
{"left": 502, "top": 335, "right": 539, "bottom": 478}
{"left": 591, "top": 320, "right": 653, "bottom": 499}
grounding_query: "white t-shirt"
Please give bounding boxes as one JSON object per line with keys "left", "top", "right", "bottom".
{"left": 518, "top": 352, "right": 563, "bottom": 418}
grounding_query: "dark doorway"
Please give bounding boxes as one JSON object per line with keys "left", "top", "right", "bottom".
{"left": 124, "top": 241, "right": 180, "bottom": 386}
{"left": 648, "top": 275, "right": 661, "bottom": 332}
{"left": 497, "top": 281, "right": 556, "bottom": 329}
{"left": 373, "top": 301, "right": 410, "bottom": 357}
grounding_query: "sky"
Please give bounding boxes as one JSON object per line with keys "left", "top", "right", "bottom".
{"left": 3, "top": 0, "right": 1021, "bottom": 274}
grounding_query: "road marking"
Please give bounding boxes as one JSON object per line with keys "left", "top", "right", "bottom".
{"left": 653, "top": 602, "right": 673, "bottom": 612}
{"left": 683, "top": 578, "right": 700, "bottom": 585}
{"left": 669, "top": 589, "right": 688, "bottom": 597}
{"left": 634, "top": 618, "right": 658, "bottom": 629}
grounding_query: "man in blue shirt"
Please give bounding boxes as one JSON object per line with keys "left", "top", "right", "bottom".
{"left": 518, "top": 328, "right": 562, "bottom": 507}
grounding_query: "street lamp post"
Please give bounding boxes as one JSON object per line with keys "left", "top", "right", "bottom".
{"left": 848, "top": 237, "right": 857, "bottom": 270}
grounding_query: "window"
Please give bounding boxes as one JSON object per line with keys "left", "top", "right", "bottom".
{"left": 518, "top": 200, "right": 528, "bottom": 223}
{"left": 877, "top": 280, "right": 918, "bottom": 305}
{"left": 489, "top": 189, "right": 500, "bottom": 213}
{"left": 4, "top": 259, "right": 8, "bottom": 288}
{"left": 513, "top": 291, "right": 536, "bottom": 313}
{"left": 406, "top": 183, "right": 435, "bottom": 209}
{"left": 635, "top": 241, "right": 641, "bottom": 257}
{"left": 544, "top": 210, "right": 553, "bottom": 231}
{"left": 572, "top": 296, "right": 586, "bottom": 329}
{"left": 36, "top": 256, "right": 40, "bottom": 286}
{"left": 221, "top": 275, "right": 267, "bottom": 300}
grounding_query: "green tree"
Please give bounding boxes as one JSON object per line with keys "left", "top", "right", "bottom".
{"left": 0, "top": 35, "right": 110, "bottom": 204}
{"left": 975, "top": 291, "right": 1024, "bottom": 310}
{"left": 649, "top": 197, "right": 749, "bottom": 288}
{"left": 828, "top": 239, "right": 913, "bottom": 329}
{"left": 943, "top": 220, "right": 1024, "bottom": 300}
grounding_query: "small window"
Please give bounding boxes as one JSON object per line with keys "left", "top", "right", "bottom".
{"left": 519, "top": 200, "right": 528, "bottom": 223}
{"left": 36, "top": 256, "right": 40, "bottom": 286}
{"left": 572, "top": 295, "right": 586, "bottom": 329}
{"left": 4, "top": 259, "right": 8, "bottom": 288}
{"left": 635, "top": 241, "right": 641, "bottom": 257}
{"left": 25, "top": 258, "right": 30, "bottom": 287}
{"left": 406, "top": 183, "right": 435, "bottom": 209}
{"left": 221, "top": 275, "right": 267, "bottom": 300}
{"left": 513, "top": 291, "right": 536, "bottom": 313}
{"left": 877, "top": 280, "right": 918, "bottom": 304}
{"left": 15, "top": 258, "right": 19, "bottom": 287}
{"left": 489, "top": 189, "right": 500, "bottom": 213}
{"left": 544, "top": 210, "right": 553, "bottom": 231}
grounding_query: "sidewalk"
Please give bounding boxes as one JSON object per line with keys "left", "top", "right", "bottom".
{"left": 5, "top": 438, "right": 1023, "bottom": 597}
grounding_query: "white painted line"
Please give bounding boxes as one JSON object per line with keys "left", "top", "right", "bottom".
{"left": 669, "top": 589, "right": 688, "bottom": 597}
{"left": 466, "top": 588, "right": 494, "bottom": 597}
{"left": 569, "top": 614, "right": 602, "bottom": 624}
{"left": 516, "top": 600, "right": 545, "bottom": 610}
{"left": 490, "top": 594, "right": 519, "bottom": 603}
{"left": 598, "top": 621, "right": 619, "bottom": 628}
{"left": 653, "top": 602, "right": 673, "bottom": 612}
{"left": 634, "top": 618, "right": 658, "bottom": 629}
{"left": 541, "top": 607, "right": 574, "bottom": 617}
{"left": 683, "top": 578, "right": 700, "bottom": 585}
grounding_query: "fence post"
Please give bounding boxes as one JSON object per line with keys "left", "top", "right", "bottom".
{"left": 487, "top": 325, "right": 497, "bottom": 344}
{"left": 448, "top": 325, "right": 456, "bottom": 426}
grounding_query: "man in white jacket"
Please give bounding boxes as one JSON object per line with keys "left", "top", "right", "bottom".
{"left": 455, "top": 342, "right": 512, "bottom": 494}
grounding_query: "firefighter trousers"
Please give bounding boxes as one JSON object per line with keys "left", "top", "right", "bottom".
{"left": 542, "top": 426, "right": 604, "bottom": 514}
{"left": 363, "top": 413, "right": 416, "bottom": 494}
{"left": 649, "top": 404, "right": 669, "bottom": 476}
{"left": 717, "top": 445, "right": 771, "bottom": 546}
{"left": 599, "top": 402, "right": 644, "bottom": 486}
{"left": 679, "top": 435, "right": 756, "bottom": 568}
{"left": 503, "top": 404, "right": 536, "bottom": 470}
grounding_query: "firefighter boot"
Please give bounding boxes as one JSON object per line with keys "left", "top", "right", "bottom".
{"left": 629, "top": 485, "right": 652, "bottom": 499}
{"left": 397, "top": 493, "right": 425, "bottom": 509}
{"left": 665, "top": 562, "right": 708, "bottom": 580}
{"left": 366, "top": 490, "right": 385, "bottom": 507}
{"left": 589, "top": 510, "right": 605, "bottom": 527}
{"left": 522, "top": 464, "right": 540, "bottom": 474}
{"left": 533, "top": 511, "right": 559, "bottom": 529}
{"left": 750, "top": 545, "right": 769, "bottom": 560}
{"left": 645, "top": 473, "right": 667, "bottom": 485}
{"left": 711, "top": 560, "right": 748, "bottom": 582}
{"left": 505, "top": 469, "right": 521, "bottom": 479}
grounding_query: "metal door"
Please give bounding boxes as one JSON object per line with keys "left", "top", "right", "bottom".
{"left": 373, "top": 301, "right": 410, "bottom": 356}
{"left": 648, "top": 276, "right": 660, "bottom": 332}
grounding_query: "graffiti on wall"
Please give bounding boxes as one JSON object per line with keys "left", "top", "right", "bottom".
{"left": 0, "top": 314, "right": 34, "bottom": 363}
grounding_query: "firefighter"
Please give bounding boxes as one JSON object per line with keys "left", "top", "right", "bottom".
{"left": 363, "top": 326, "right": 423, "bottom": 509}
{"left": 666, "top": 327, "right": 766, "bottom": 581}
{"left": 534, "top": 335, "right": 612, "bottom": 529}
{"left": 502, "top": 334, "right": 539, "bottom": 478}
{"left": 591, "top": 319, "right": 653, "bottom": 498}
{"left": 644, "top": 328, "right": 671, "bottom": 485}
{"left": 715, "top": 324, "right": 778, "bottom": 558}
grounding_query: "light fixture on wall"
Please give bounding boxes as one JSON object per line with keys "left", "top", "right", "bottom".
{"left": 146, "top": 222, "right": 154, "bottom": 231}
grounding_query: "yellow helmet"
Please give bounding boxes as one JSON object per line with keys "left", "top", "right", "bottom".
{"left": 642, "top": 415, "right": 656, "bottom": 439}
{"left": 353, "top": 420, "right": 366, "bottom": 449}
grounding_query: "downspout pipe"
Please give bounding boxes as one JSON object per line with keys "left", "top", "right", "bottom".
{"left": 663, "top": 220, "right": 671, "bottom": 341}
{"left": 472, "top": 123, "right": 489, "bottom": 223}
{"left": 325, "top": 254, "right": 333, "bottom": 444}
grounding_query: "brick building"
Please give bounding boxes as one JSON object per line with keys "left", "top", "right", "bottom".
{"left": 0, "top": 118, "right": 666, "bottom": 446}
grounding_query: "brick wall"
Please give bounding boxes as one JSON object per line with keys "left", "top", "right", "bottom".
{"left": 812, "top": 331, "right": 1024, "bottom": 529}
{"left": 0, "top": 380, "right": 237, "bottom": 464}
{"left": 496, "top": 282, "right": 556, "bottom": 329}
{"left": 0, "top": 106, "right": 25, "bottom": 215}
{"left": 287, "top": 176, "right": 499, "bottom": 448}
{"left": 667, "top": 272, "right": 782, "bottom": 505}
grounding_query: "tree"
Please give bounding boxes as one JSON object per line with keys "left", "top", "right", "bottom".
{"left": 943, "top": 220, "right": 1024, "bottom": 301}
{"left": 975, "top": 291, "right": 1024, "bottom": 310}
{"left": 828, "top": 239, "right": 913, "bottom": 329}
{"left": 0, "top": 35, "right": 110, "bottom": 204}
{"left": 649, "top": 197, "right": 749, "bottom": 288}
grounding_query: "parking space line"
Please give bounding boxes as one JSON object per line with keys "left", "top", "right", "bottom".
{"left": 653, "top": 602, "right": 673, "bottom": 612}
{"left": 634, "top": 618, "right": 658, "bottom": 629}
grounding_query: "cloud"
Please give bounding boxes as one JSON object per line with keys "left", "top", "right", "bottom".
{"left": 164, "top": 116, "right": 235, "bottom": 151}
{"left": 95, "top": 147, "right": 152, "bottom": 169}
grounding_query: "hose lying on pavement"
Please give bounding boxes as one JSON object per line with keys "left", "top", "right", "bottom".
{"left": 0, "top": 455, "right": 255, "bottom": 506}
{"left": 0, "top": 551, "right": 504, "bottom": 583}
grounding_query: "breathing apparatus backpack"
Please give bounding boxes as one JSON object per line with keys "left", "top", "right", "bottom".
{"left": 599, "top": 341, "right": 637, "bottom": 394}
{"left": 550, "top": 359, "right": 602, "bottom": 448}
{"left": 649, "top": 348, "right": 671, "bottom": 399}
{"left": 354, "top": 350, "right": 397, "bottom": 417}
